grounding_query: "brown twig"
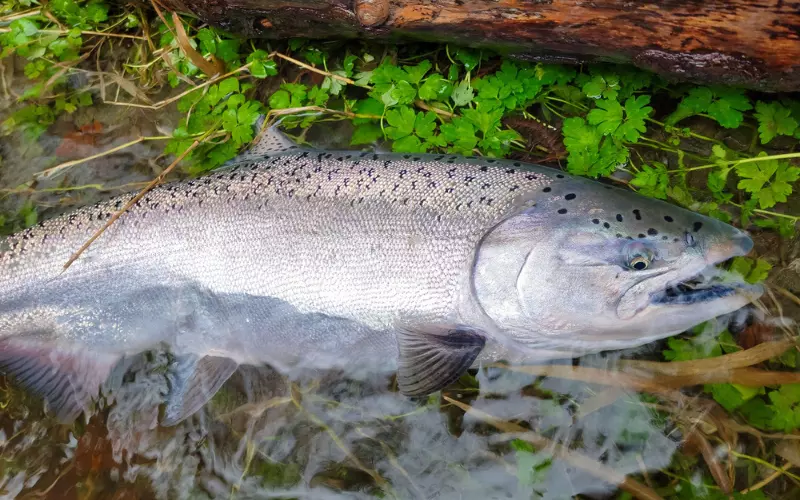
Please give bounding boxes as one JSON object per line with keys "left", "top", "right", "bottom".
{"left": 443, "top": 396, "right": 664, "bottom": 500}
{"left": 274, "top": 52, "right": 355, "bottom": 85}
{"left": 415, "top": 100, "right": 454, "bottom": 118}
{"left": 0, "top": 28, "right": 145, "bottom": 39}
{"left": 61, "top": 137, "right": 202, "bottom": 271}
{"left": 504, "top": 363, "right": 800, "bottom": 392}
{"left": 620, "top": 339, "right": 798, "bottom": 377}
{"left": 106, "top": 62, "right": 252, "bottom": 109}
{"left": 34, "top": 135, "right": 172, "bottom": 180}
{"left": 685, "top": 430, "right": 732, "bottom": 494}
{"left": 171, "top": 11, "right": 224, "bottom": 77}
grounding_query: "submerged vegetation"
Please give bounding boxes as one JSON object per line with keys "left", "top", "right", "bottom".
{"left": 0, "top": 1, "right": 798, "bottom": 499}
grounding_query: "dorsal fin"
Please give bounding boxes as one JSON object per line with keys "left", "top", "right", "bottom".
{"left": 248, "top": 120, "right": 302, "bottom": 156}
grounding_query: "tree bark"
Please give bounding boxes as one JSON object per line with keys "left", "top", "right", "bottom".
{"left": 162, "top": 0, "right": 800, "bottom": 92}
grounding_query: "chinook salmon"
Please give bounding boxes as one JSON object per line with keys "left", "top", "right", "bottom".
{"left": 0, "top": 126, "right": 762, "bottom": 425}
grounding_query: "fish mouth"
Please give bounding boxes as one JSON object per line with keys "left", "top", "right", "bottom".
{"left": 651, "top": 267, "right": 762, "bottom": 306}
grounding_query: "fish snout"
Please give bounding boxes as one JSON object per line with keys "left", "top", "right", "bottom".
{"left": 705, "top": 230, "right": 754, "bottom": 265}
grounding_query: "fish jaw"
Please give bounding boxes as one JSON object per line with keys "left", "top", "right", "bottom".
{"left": 620, "top": 227, "right": 762, "bottom": 323}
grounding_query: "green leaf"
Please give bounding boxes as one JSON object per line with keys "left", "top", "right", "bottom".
{"left": 587, "top": 96, "right": 652, "bottom": 142}
{"left": 414, "top": 111, "right": 438, "bottom": 139}
{"left": 215, "top": 39, "right": 241, "bottom": 63}
{"left": 440, "top": 117, "right": 478, "bottom": 154}
{"left": 616, "top": 95, "right": 652, "bottom": 142}
{"left": 403, "top": 60, "right": 432, "bottom": 85}
{"left": 631, "top": 163, "right": 668, "bottom": 199}
{"left": 736, "top": 153, "right": 799, "bottom": 208}
{"left": 754, "top": 101, "right": 798, "bottom": 144}
{"left": 587, "top": 99, "right": 623, "bottom": 136}
{"left": 218, "top": 77, "right": 239, "bottom": 95}
{"left": 384, "top": 106, "right": 416, "bottom": 139}
{"left": 707, "top": 88, "right": 751, "bottom": 128}
{"left": 453, "top": 47, "right": 480, "bottom": 71}
{"left": 352, "top": 98, "right": 385, "bottom": 124}
{"left": 707, "top": 384, "right": 746, "bottom": 412}
{"left": 392, "top": 135, "right": 426, "bottom": 153}
{"left": 582, "top": 73, "right": 620, "bottom": 100}
{"left": 462, "top": 107, "right": 503, "bottom": 135}
{"left": 418, "top": 74, "right": 453, "bottom": 101}
{"left": 729, "top": 256, "right": 772, "bottom": 284}
{"left": 14, "top": 18, "right": 39, "bottom": 37}
{"left": 451, "top": 80, "right": 474, "bottom": 107}
{"left": 351, "top": 123, "right": 384, "bottom": 145}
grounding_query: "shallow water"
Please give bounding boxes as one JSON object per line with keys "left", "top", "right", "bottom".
{"left": 0, "top": 67, "right": 798, "bottom": 500}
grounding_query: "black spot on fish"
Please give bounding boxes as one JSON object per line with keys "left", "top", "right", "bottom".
{"left": 403, "top": 155, "right": 411, "bottom": 159}
{"left": 638, "top": 234, "right": 646, "bottom": 238}
{"left": 487, "top": 159, "right": 496, "bottom": 163}
{"left": 506, "top": 168, "right": 515, "bottom": 174}
{"left": 565, "top": 193, "right": 576, "bottom": 200}
{"left": 616, "top": 233, "right": 623, "bottom": 238}
{"left": 693, "top": 222, "right": 703, "bottom": 232}
{"left": 543, "top": 187, "right": 552, "bottom": 193}
{"left": 603, "top": 222, "right": 611, "bottom": 229}
{"left": 616, "top": 214, "right": 623, "bottom": 222}
{"left": 648, "top": 228, "right": 658, "bottom": 236}
{"left": 633, "top": 209, "right": 642, "bottom": 220}
{"left": 480, "top": 166, "right": 488, "bottom": 172}
{"left": 514, "top": 162, "right": 521, "bottom": 167}
{"left": 662, "top": 235, "right": 669, "bottom": 240}
{"left": 413, "top": 157, "right": 421, "bottom": 161}
{"left": 664, "top": 215, "right": 674, "bottom": 222}
{"left": 592, "top": 219, "right": 600, "bottom": 224}
{"left": 556, "top": 174, "right": 565, "bottom": 178}
{"left": 558, "top": 208, "right": 567, "bottom": 214}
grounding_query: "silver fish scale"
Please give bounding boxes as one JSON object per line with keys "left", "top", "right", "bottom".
{"left": 0, "top": 153, "right": 554, "bottom": 335}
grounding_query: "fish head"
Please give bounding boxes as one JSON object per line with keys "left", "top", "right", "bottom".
{"left": 472, "top": 178, "right": 762, "bottom": 353}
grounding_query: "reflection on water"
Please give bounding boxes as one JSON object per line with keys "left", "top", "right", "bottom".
{"left": 0, "top": 342, "right": 680, "bottom": 499}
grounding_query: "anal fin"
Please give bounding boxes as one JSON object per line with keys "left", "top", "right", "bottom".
{"left": 0, "top": 339, "right": 122, "bottom": 422}
{"left": 396, "top": 324, "right": 486, "bottom": 397}
{"left": 162, "top": 354, "right": 238, "bottom": 426}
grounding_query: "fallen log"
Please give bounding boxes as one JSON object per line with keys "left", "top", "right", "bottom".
{"left": 160, "top": 0, "right": 800, "bottom": 92}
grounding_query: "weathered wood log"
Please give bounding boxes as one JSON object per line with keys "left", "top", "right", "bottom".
{"left": 162, "top": 0, "right": 800, "bottom": 92}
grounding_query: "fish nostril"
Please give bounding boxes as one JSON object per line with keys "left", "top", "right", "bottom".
{"left": 704, "top": 231, "right": 755, "bottom": 264}
{"left": 734, "top": 232, "right": 754, "bottom": 256}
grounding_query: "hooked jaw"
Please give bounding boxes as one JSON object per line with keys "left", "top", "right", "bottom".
{"left": 651, "top": 230, "right": 762, "bottom": 307}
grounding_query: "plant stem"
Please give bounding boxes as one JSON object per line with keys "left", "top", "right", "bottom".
{"left": 669, "top": 152, "right": 800, "bottom": 173}
{"left": 274, "top": 52, "right": 355, "bottom": 85}
{"left": 61, "top": 130, "right": 210, "bottom": 271}
{"left": 0, "top": 28, "right": 146, "bottom": 40}
{"left": 34, "top": 135, "right": 172, "bottom": 180}
{"left": 730, "top": 451, "right": 800, "bottom": 483}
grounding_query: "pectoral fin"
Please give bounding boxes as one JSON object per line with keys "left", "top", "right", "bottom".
{"left": 0, "top": 339, "right": 122, "bottom": 422}
{"left": 162, "top": 354, "right": 238, "bottom": 426}
{"left": 396, "top": 325, "right": 486, "bottom": 397}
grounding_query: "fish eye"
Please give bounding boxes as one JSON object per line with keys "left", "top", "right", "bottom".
{"left": 628, "top": 255, "right": 650, "bottom": 271}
